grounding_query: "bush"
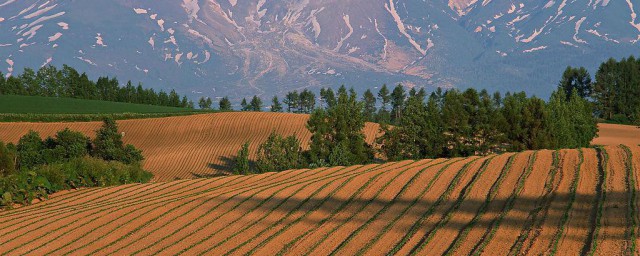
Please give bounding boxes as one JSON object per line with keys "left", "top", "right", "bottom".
{"left": 256, "top": 132, "right": 304, "bottom": 173}
{"left": 0, "top": 157, "right": 153, "bottom": 208}
{"left": 92, "top": 118, "right": 144, "bottom": 164}
{"left": 0, "top": 141, "right": 16, "bottom": 176}
{"left": 17, "top": 131, "right": 45, "bottom": 169}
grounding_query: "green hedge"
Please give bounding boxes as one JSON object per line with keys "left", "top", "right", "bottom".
{"left": 0, "top": 157, "right": 152, "bottom": 208}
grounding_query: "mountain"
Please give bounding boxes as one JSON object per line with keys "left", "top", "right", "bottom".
{"left": 0, "top": 0, "right": 638, "bottom": 100}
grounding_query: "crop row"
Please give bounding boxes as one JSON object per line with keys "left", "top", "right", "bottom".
{"left": 621, "top": 145, "right": 638, "bottom": 254}
{"left": 232, "top": 160, "right": 434, "bottom": 256}
{"left": 444, "top": 153, "right": 520, "bottom": 255}
{"left": 325, "top": 159, "right": 450, "bottom": 256}
{"left": 3, "top": 175, "right": 255, "bottom": 255}
{"left": 274, "top": 158, "right": 463, "bottom": 256}
{"left": 385, "top": 157, "right": 483, "bottom": 255}
{"left": 508, "top": 150, "right": 563, "bottom": 255}
{"left": 409, "top": 156, "right": 498, "bottom": 255}
{"left": 58, "top": 165, "right": 347, "bottom": 255}
{"left": 549, "top": 149, "right": 585, "bottom": 255}
{"left": 469, "top": 152, "right": 538, "bottom": 255}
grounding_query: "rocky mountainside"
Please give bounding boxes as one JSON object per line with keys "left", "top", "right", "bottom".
{"left": 0, "top": 0, "right": 638, "bottom": 100}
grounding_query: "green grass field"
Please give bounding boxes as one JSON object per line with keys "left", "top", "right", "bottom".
{"left": 0, "top": 95, "right": 197, "bottom": 114}
{"left": 0, "top": 95, "right": 212, "bottom": 122}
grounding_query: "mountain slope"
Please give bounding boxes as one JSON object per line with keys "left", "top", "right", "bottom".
{"left": 0, "top": 0, "right": 638, "bottom": 100}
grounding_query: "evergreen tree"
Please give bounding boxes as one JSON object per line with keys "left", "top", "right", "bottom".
{"left": 320, "top": 88, "right": 337, "bottom": 109}
{"left": 241, "top": 98, "right": 249, "bottom": 111}
{"left": 234, "top": 142, "right": 251, "bottom": 175}
{"left": 299, "top": 89, "right": 316, "bottom": 113}
{"left": 271, "top": 96, "right": 283, "bottom": 112}
{"left": 379, "top": 93, "right": 444, "bottom": 160}
{"left": 307, "top": 86, "right": 373, "bottom": 166}
{"left": 390, "top": 84, "right": 406, "bottom": 123}
{"left": 198, "top": 97, "right": 213, "bottom": 109}
{"left": 362, "top": 89, "right": 377, "bottom": 122}
{"left": 249, "top": 95, "right": 263, "bottom": 111}
{"left": 558, "top": 66, "right": 593, "bottom": 100}
{"left": 441, "top": 89, "right": 471, "bottom": 157}
{"left": 284, "top": 91, "right": 300, "bottom": 112}
{"left": 219, "top": 97, "right": 232, "bottom": 111}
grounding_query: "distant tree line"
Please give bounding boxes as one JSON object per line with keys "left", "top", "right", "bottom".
{"left": 0, "top": 65, "right": 194, "bottom": 109}
{"left": 0, "top": 119, "right": 152, "bottom": 207}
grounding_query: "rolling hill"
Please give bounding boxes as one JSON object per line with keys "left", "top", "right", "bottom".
{"left": 0, "top": 145, "right": 637, "bottom": 255}
{"left": 0, "top": 112, "right": 636, "bottom": 181}
{"left": 0, "top": 112, "right": 381, "bottom": 181}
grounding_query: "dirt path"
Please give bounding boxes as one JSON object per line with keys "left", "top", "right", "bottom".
{"left": 594, "top": 146, "right": 629, "bottom": 255}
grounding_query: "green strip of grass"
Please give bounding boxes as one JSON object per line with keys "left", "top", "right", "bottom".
{"left": 0, "top": 95, "right": 213, "bottom": 122}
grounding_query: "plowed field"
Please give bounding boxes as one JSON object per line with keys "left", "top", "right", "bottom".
{"left": 0, "top": 112, "right": 380, "bottom": 181}
{"left": 0, "top": 146, "right": 636, "bottom": 255}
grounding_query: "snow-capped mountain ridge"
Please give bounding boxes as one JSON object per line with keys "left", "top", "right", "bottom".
{"left": 0, "top": 0, "right": 637, "bottom": 99}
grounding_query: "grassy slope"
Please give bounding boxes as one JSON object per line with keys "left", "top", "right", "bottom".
{"left": 0, "top": 95, "right": 196, "bottom": 114}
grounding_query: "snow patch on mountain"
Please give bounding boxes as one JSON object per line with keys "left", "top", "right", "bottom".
{"left": 573, "top": 17, "right": 587, "bottom": 44}
{"left": 334, "top": 15, "right": 353, "bottom": 51}
{"left": 48, "top": 32, "right": 62, "bottom": 42}
{"left": 385, "top": 0, "right": 427, "bottom": 55}
{"left": 134, "top": 8, "right": 148, "bottom": 14}
{"left": 522, "top": 45, "right": 547, "bottom": 53}
{"left": 23, "top": 3, "right": 57, "bottom": 19}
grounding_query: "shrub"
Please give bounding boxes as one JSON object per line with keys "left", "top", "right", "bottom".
{"left": 92, "top": 118, "right": 144, "bottom": 164}
{"left": 256, "top": 132, "right": 303, "bottom": 173}
{"left": 234, "top": 142, "right": 251, "bottom": 175}
{"left": 0, "top": 141, "right": 16, "bottom": 176}
{"left": 17, "top": 131, "right": 45, "bottom": 169}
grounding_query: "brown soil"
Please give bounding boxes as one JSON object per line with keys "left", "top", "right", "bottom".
{"left": 592, "top": 123, "right": 640, "bottom": 146}
{"left": 264, "top": 159, "right": 449, "bottom": 256}
{"left": 0, "top": 112, "right": 381, "bottom": 181}
{"left": 393, "top": 156, "right": 486, "bottom": 255}
{"left": 526, "top": 149, "right": 579, "bottom": 255}
{"left": 479, "top": 150, "right": 553, "bottom": 254}
{"left": 424, "top": 153, "right": 514, "bottom": 255}
{"left": 556, "top": 148, "right": 599, "bottom": 254}
{"left": 594, "top": 146, "right": 629, "bottom": 255}
{"left": 0, "top": 148, "right": 636, "bottom": 255}
{"left": 452, "top": 152, "right": 532, "bottom": 255}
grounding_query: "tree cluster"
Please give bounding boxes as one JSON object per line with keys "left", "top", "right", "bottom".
{"left": 0, "top": 65, "right": 193, "bottom": 109}
{"left": 0, "top": 118, "right": 151, "bottom": 207}
{"left": 591, "top": 56, "right": 640, "bottom": 124}
{"left": 379, "top": 86, "right": 597, "bottom": 161}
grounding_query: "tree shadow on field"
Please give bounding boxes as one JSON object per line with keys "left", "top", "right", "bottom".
{"left": 206, "top": 156, "right": 257, "bottom": 174}
{"left": 217, "top": 189, "right": 633, "bottom": 243}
